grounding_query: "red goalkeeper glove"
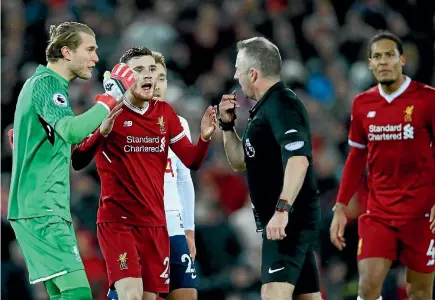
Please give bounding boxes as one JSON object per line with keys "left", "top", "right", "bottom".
{"left": 95, "top": 63, "right": 136, "bottom": 111}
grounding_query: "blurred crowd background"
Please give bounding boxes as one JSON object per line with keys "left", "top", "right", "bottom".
{"left": 1, "top": 0, "right": 434, "bottom": 299}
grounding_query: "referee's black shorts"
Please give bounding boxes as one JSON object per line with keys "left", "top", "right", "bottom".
{"left": 261, "top": 203, "right": 320, "bottom": 295}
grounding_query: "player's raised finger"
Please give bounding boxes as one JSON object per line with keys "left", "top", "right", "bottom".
{"left": 110, "top": 108, "right": 123, "bottom": 120}
{"left": 108, "top": 105, "right": 122, "bottom": 119}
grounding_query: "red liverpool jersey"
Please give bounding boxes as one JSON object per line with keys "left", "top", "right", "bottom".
{"left": 95, "top": 99, "right": 185, "bottom": 226}
{"left": 348, "top": 77, "right": 435, "bottom": 219}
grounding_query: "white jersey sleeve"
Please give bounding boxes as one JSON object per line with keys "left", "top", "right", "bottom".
{"left": 163, "top": 116, "right": 193, "bottom": 213}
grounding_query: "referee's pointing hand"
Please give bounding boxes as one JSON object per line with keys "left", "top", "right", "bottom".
{"left": 266, "top": 211, "right": 288, "bottom": 240}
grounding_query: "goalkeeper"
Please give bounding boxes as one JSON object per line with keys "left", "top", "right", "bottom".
{"left": 7, "top": 22, "right": 135, "bottom": 300}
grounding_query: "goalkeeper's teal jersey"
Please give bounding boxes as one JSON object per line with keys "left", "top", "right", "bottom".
{"left": 8, "top": 65, "right": 75, "bottom": 221}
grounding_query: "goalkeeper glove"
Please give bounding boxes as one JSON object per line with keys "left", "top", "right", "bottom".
{"left": 95, "top": 63, "right": 136, "bottom": 111}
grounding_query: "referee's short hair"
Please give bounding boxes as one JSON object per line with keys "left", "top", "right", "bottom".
{"left": 236, "top": 37, "right": 282, "bottom": 78}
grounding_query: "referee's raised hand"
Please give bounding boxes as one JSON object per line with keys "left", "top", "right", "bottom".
{"left": 218, "top": 93, "right": 239, "bottom": 123}
{"left": 266, "top": 211, "right": 288, "bottom": 240}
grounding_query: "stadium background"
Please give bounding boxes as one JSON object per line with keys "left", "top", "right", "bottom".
{"left": 1, "top": 0, "right": 434, "bottom": 299}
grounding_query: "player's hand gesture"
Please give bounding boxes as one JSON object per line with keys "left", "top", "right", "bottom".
{"left": 330, "top": 204, "right": 347, "bottom": 250}
{"left": 185, "top": 230, "right": 197, "bottom": 261}
{"left": 266, "top": 211, "right": 288, "bottom": 240}
{"left": 218, "top": 92, "right": 239, "bottom": 123}
{"left": 200, "top": 106, "right": 217, "bottom": 141}
{"left": 100, "top": 102, "right": 123, "bottom": 137}
{"left": 430, "top": 205, "right": 435, "bottom": 233}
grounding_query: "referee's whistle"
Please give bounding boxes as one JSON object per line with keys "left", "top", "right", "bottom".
{"left": 227, "top": 90, "right": 237, "bottom": 114}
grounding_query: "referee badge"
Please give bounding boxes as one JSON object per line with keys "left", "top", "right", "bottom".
{"left": 244, "top": 138, "right": 255, "bottom": 158}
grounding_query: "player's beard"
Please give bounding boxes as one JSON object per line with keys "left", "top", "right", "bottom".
{"left": 131, "top": 87, "right": 152, "bottom": 103}
{"left": 378, "top": 78, "right": 396, "bottom": 86}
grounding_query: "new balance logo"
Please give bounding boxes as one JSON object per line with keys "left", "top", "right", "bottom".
{"left": 124, "top": 121, "right": 133, "bottom": 127}
{"left": 367, "top": 111, "right": 376, "bottom": 118}
{"left": 403, "top": 124, "right": 414, "bottom": 139}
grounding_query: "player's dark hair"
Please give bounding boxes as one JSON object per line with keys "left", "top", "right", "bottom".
{"left": 236, "top": 37, "right": 282, "bottom": 78}
{"left": 368, "top": 31, "right": 403, "bottom": 58}
{"left": 119, "top": 46, "right": 153, "bottom": 64}
{"left": 46, "top": 22, "right": 95, "bottom": 63}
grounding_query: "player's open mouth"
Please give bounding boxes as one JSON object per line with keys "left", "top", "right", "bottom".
{"left": 142, "top": 83, "right": 152, "bottom": 91}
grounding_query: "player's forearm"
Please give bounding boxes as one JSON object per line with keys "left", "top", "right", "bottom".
{"left": 178, "top": 178, "right": 195, "bottom": 230}
{"left": 71, "top": 130, "right": 103, "bottom": 171}
{"left": 280, "top": 156, "right": 309, "bottom": 205}
{"left": 223, "top": 129, "right": 246, "bottom": 172}
{"left": 55, "top": 103, "right": 109, "bottom": 144}
{"left": 171, "top": 136, "right": 210, "bottom": 170}
{"left": 336, "top": 147, "right": 368, "bottom": 206}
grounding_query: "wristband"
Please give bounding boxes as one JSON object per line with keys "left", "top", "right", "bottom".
{"left": 275, "top": 199, "right": 293, "bottom": 213}
{"left": 94, "top": 93, "right": 117, "bottom": 111}
{"left": 218, "top": 118, "right": 235, "bottom": 131}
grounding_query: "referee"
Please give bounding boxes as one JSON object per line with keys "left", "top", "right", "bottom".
{"left": 219, "top": 37, "right": 321, "bottom": 300}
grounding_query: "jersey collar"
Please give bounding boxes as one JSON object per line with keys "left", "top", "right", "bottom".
{"left": 35, "top": 65, "right": 69, "bottom": 88}
{"left": 123, "top": 98, "right": 150, "bottom": 115}
{"left": 378, "top": 76, "right": 411, "bottom": 103}
{"left": 249, "top": 81, "right": 285, "bottom": 118}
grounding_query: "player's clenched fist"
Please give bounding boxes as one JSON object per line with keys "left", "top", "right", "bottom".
{"left": 95, "top": 64, "right": 136, "bottom": 111}
{"left": 218, "top": 93, "right": 239, "bottom": 123}
{"left": 266, "top": 211, "right": 288, "bottom": 240}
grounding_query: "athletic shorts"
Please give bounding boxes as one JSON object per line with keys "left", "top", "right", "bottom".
{"left": 10, "top": 216, "right": 85, "bottom": 284}
{"left": 261, "top": 205, "right": 321, "bottom": 295}
{"left": 164, "top": 211, "right": 198, "bottom": 293}
{"left": 358, "top": 213, "right": 435, "bottom": 273}
{"left": 97, "top": 222, "right": 170, "bottom": 294}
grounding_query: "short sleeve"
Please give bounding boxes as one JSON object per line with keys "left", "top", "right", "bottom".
{"left": 167, "top": 105, "right": 185, "bottom": 144}
{"left": 32, "top": 76, "right": 74, "bottom": 128}
{"left": 348, "top": 97, "right": 367, "bottom": 149}
{"left": 266, "top": 97, "right": 311, "bottom": 163}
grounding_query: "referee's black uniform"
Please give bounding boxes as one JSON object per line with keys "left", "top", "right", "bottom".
{"left": 242, "top": 82, "right": 320, "bottom": 294}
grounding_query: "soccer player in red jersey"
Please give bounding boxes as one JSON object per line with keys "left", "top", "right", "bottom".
{"left": 71, "top": 46, "right": 217, "bottom": 300}
{"left": 330, "top": 31, "right": 435, "bottom": 300}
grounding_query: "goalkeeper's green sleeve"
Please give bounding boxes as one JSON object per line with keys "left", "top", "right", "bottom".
{"left": 55, "top": 103, "right": 109, "bottom": 145}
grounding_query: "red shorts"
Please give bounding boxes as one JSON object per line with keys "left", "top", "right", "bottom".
{"left": 97, "top": 223, "right": 170, "bottom": 293}
{"left": 358, "top": 213, "right": 435, "bottom": 273}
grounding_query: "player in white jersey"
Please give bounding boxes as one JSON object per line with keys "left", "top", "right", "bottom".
{"left": 107, "top": 52, "right": 198, "bottom": 300}
{"left": 154, "top": 51, "right": 199, "bottom": 300}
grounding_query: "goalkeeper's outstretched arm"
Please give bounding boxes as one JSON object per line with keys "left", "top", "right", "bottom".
{"left": 55, "top": 101, "right": 112, "bottom": 145}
